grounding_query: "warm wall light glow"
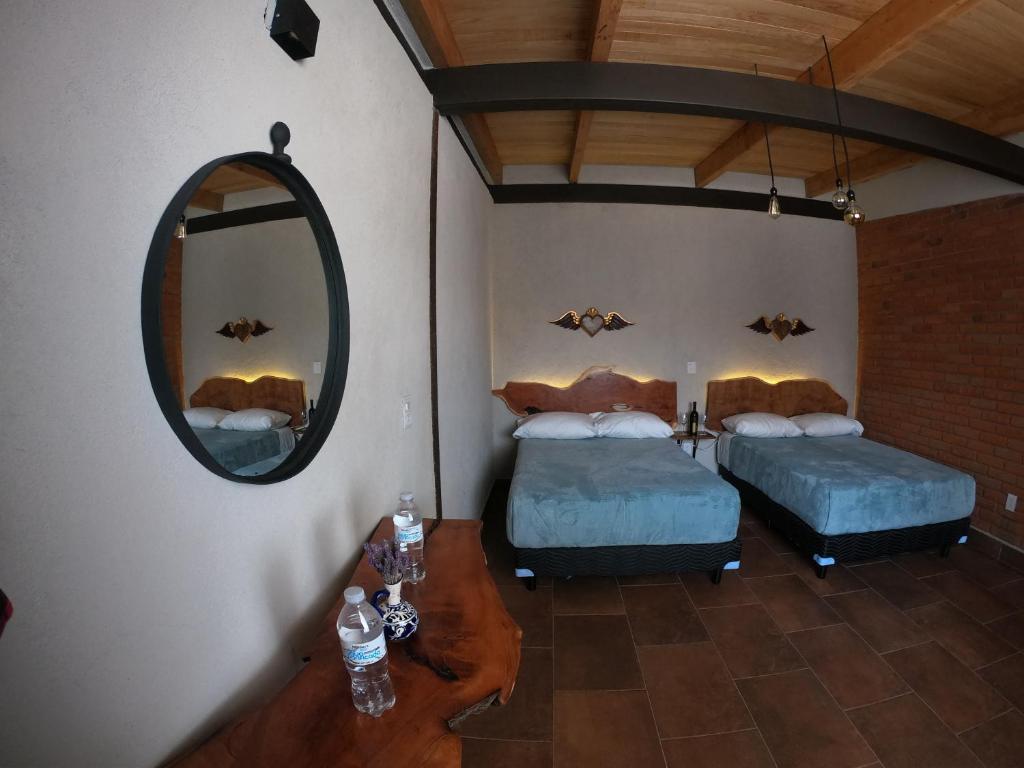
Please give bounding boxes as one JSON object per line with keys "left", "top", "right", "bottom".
{"left": 717, "top": 370, "right": 811, "bottom": 385}
{"left": 220, "top": 370, "right": 299, "bottom": 383}
{"left": 518, "top": 366, "right": 661, "bottom": 389}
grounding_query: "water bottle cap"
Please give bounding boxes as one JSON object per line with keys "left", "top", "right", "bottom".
{"left": 399, "top": 492, "right": 414, "bottom": 502}
{"left": 343, "top": 586, "right": 365, "bottom": 605}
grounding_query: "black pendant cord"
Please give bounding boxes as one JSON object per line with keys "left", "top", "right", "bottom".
{"left": 831, "top": 133, "right": 843, "bottom": 188}
{"left": 428, "top": 109, "right": 443, "bottom": 535}
{"left": 822, "top": 36, "right": 854, "bottom": 190}
{"left": 754, "top": 66, "right": 777, "bottom": 190}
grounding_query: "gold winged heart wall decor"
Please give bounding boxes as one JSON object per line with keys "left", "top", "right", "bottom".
{"left": 550, "top": 307, "right": 635, "bottom": 337}
{"left": 747, "top": 313, "right": 815, "bottom": 341}
{"left": 215, "top": 317, "right": 274, "bottom": 343}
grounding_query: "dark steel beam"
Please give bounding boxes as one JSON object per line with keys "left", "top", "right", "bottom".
{"left": 186, "top": 201, "right": 303, "bottom": 235}
{"left": 489, "top": 184, "right": 843, "bottom": 220}
{"left": 427, "top": 62, "right": 1024, "bottom": 187}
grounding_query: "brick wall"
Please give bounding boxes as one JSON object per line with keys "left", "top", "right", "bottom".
{"left": 856, "top": 194, "right": 1024, "bottom": 549}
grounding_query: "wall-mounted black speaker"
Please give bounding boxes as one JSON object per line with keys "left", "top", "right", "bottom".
{"left": 267, "top": 0, "right": 320, "bottom": 60}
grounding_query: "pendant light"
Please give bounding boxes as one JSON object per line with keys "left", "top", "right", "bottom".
{"left": 174, "top": 214, "right": 187, "bottom": 239}
{"left": 830, "top": 134, "right": 849, "bottom": 210}
{"left": 756, "top": 65, "right": 781, "bottom": 220}
{"left": 822, "top": 36, "right": 865, "bottom": 226}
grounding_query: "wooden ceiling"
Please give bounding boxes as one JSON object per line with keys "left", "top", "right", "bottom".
{"left": 400, "top": 0, "right": 1024, "bottom": 196}
{"left": 188, "top": 163, "right": 285, "bottom": 212}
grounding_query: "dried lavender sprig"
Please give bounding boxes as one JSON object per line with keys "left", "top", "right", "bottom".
{"left": 364, "top": 539, "right": 411, "bottom": 584}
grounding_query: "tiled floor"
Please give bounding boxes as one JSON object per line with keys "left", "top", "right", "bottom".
{"left": 457, "top": 482, "right": 1024, "bottom": 768}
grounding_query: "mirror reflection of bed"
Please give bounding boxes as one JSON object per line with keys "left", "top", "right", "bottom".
{"left": 158, "top": 162, "right": 329, "bottom": 476}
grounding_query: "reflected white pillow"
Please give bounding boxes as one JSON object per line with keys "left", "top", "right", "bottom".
{"left": 218, "top": 408, "right": 292, "bottom": 431}
{"left": 790, "top": 413, "right": 864, "bottom": 437}
{"left": 593, "top": 411, "right": 674, "bottom": 439}
{"left": 722, "top": 412, "right": 803, "bottom": 438}
{"left": 183, "top": 407, "right": 233, "bottom": 429}
{"left": 512, "top": 412, "right": 597, "bottom": 439}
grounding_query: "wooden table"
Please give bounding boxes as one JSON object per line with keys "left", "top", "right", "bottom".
{"left": 171, "top": 518, "right": 522, "bottom": 768}
{"left": 673, "top": 430, "right": 718, "bottom": 458}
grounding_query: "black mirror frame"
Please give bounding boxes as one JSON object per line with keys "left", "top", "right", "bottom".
{"left": 141, "top": 133, "right": 350, "bottom": 484}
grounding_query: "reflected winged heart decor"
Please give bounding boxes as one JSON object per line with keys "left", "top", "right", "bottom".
{"left": 550, "top": 307, "right": 635, "bottom": 337}
{"left": 747, "top": 313, "right": 814, "bottom": 341}
{"left": 215, "top": 317, "right": 274, "bottom": 343}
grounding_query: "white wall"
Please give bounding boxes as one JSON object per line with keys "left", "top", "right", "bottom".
{"left": 181, "top": 215, "right": 329, "bottom": 404}
{"left": 0, "top": 2, "right": 492, "bottom": 766}
{"left": 489, "top": 204, "right": 859, "bottom": 473}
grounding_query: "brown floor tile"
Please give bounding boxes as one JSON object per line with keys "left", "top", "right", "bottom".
{"left": 883, "top": 641, "right": 1010, "bottom": 733}
{"left": 553, "top": 690, "right": 664, "bottom": 768}
{"left": 498, "top": 584, "right": 552, "bottom": 648}
{"left": 989, "top": 579, "right": 1024, "bottom": 610}
{"left": 484, "top": 542, "right": 552, "bottom": 588}
{"left": 457, "top": 648, "right": 553, "bottom": 740}
{"left": 907, "top": 601, "right": 1015, "bottom": 669}
{"left": 638, "top": 642, "right": 752, "bottom": 738}
{"left": 782, "top": 554, "right": 868, "bottom": 597}
{"left": 461, "top": 738, "right": 552, "bottom": 768}
{"left": 850, "top": 560, "right": 943, "bottom": 610}
{"left": 999, "top": 546, "right": 1024, "bottom": 575}
{"left": 662, "top": 730, "right": 774, "bottom": 768}
{"left": 553, "top": 615, "right": 642, "bottom": 691}
{"left": 701, "top": 603, "right": 804, "bottom": 678}
{"left": 616, "top": 572, "right": 679, "bottom": 586}
{"left": 847, "top": 693, "right": 983, "bottom": 768}
{"left": 948, "top": 546, "right": 1022, "bottom": 590}
{"left": 923, "top": 572, "right": 1016, "bottom": 623}
{"left": 826, "top": 589, "right": 928, "bottom": 653}
{"left": 788, "top": 623, "right": 908, "bottom": 709}
{"left": 681, "top": 571, "right": 758, "bottom": 608}
{"left": 987, "top": 610, "right": 1024, "bottom": 650}
{"left": 742, "top": 517, "right": 796, "bottom": 554}
{"left": 892, "top": 549, "right": 958, "bottom": 578}
{"left": 746, "top": 574, "right": 842, "bottom": 632}
{"left": 960, "top": 709, "right": 1024, "bottom": 768}
{"left": 738, "top": 537, "right": 794, "bottom": 578}
{"left": 737, "top": 669, "right": 875, "bottom": 768}
{"left": 977, "top": 652, "right": 1024, "bottom": 711}
{"left": 552, "top": 576, "right": 623, "bottom": 615}
{"left": 622, "top": 584, "right": 708, "bottom": 645}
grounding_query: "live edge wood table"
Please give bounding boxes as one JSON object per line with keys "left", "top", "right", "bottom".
{"left": 171, "top": 519, "right": 522, "bottom": 768}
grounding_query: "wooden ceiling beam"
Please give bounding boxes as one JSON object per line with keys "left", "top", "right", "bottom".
{"left": 188, "top": 189, "right": 224, "bottom": 212}
{"left": 400, "top": 0, "right": 503, "bottom": 184}
{"left": 804, "top": 91, "right": 1024, "bottom": 197}
{"left": 568, "top": 0, "right": 623, "bottom": 183}
{"left": 693, "top": 0, "right": 983, "bottom": 188}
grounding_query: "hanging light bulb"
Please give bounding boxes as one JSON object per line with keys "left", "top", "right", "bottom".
{"left": 174, "top": 215, "right": 187, "bottom": 239}
{"left": 831, "top": 179, "right": 849, "bottom": 210}
{"left": 843, "top": 190, "right": 866, "bottom": 226}
{"left": 768, "top": 187, "right": 782, "bottom": 219}
{"left": 754, "top": 65, "right": 781, "bottom": 221}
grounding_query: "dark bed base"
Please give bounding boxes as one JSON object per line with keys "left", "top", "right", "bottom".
{"left": 719, "top": 467, "right": 971, "bottom": 577}
{"left": 514, "top": 539, "right": 742, "bottom": 590}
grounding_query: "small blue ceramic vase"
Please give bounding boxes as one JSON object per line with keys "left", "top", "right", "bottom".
{"left": 371, "top": 581, "right": 419, "bottom": 641}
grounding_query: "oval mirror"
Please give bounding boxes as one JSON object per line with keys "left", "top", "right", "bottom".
{"left": 142, "top": 124, "right": 349, "bottom": 483}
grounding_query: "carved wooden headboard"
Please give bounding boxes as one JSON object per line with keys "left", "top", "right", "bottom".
{"left": 705, "top": 377, "right": 848, "bottom": 431}
{"left": 492, "top": 366, "right": 677, "bottom": 423}
{"left": 189, "top": 375, "right": 306, "bottom": 427}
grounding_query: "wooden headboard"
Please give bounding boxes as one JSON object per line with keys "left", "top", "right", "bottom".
{"left": 189, "top": 375, "right": 306, "bottom": 428}
{"left": 492, "top": 366, "right": 677, "bottom": 423}
{"left": 705, "top": 377, "right": 848, "bottom": 431}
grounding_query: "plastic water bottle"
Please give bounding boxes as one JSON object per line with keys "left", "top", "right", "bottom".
{"left": 393, "top": 492, "right": 426, "bottom": 583}
{"left": 337, "top": 586, "right": 396, "bottom": 717}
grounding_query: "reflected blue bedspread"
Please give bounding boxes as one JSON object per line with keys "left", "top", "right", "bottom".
{"left": 192, "top": 427, "right": 284, "bottom": 473}
{"left": 727, "top": 436, "right": 975, "bottom": 535}
{"left": 508, "top": 438, "right": 740, "bottom": 549}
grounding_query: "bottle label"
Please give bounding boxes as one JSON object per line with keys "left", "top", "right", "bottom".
{"left": 396, "top": 522, "right": 423, "bottom": 545}
{"left": 341, "top": 631, "right": 387, "bottom": 666}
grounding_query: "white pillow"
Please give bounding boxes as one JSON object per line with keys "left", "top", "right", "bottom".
{"left": 218, "top": 408, "right": 292, "bottom": 431}
{"left": 790, "top": 413, "right": 864, "bottom": 437}
{"left": 512, "top": 411, "right": 597, "bottom": 439}
{"left": 183, "top": 407, "right": 233, "bottom": 429}
{"left": 722, "top": 412, "right": 803, "bottom": 438}
{"left": 593, "top": 411, "right": 674, "bottom": 439}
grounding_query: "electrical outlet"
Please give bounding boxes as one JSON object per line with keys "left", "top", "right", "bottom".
{"left": 1007, "top": 493, "right": 1018, "bottom": 513}
{"left": 313, "top": 361, "right": 322, "bottom": 375}
{"left": 687, "top": 361, "right": 697, "bottom": 374}
{"left": 401, "top": 397, "right": 412, "bottom": 430}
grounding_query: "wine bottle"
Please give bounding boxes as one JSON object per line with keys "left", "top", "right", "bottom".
{"left": 688, "top": 401, "right": 699, "bottom": 435}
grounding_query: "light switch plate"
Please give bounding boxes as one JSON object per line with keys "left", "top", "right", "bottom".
{"left": 686, "top": 362, "right": 697, "bottom": 374}
{"left": 401, "top": 397, "right": 412, "bottom": 430}
{"left": 313, "top": 361, "right": 322, "bottom": 374}
{"left": 1007, "top": 493, "right": 1018, "bottom": 513}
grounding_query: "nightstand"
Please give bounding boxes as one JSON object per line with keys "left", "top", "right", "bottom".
{"left": 672, "top": 430, "right": 717, "bottom": 459}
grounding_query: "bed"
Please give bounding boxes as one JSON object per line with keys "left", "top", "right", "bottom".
{"left": 707, "top": 377, "right": 975, "bottom": 577}
{"left": 494, "top": 368, "right": 742, "bottom": 589}
{"left": 188, "top": 375, "right": 305, "bottom": 476}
